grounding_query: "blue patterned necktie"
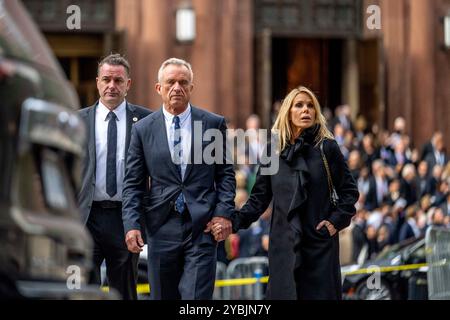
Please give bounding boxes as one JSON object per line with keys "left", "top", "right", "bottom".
{"left": 106, "top": 111, "right": 117, "bottom": 197}
{"left": 173, "top": 115, "right": 185, "bottom": 213}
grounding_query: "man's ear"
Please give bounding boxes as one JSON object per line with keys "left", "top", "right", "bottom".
{"left": 155, "top": 83, "right": 161, "bottom": 95}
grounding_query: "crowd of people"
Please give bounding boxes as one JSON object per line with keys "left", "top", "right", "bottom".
{"left": 220, "top": 105, "right": 449, "bottom": 266}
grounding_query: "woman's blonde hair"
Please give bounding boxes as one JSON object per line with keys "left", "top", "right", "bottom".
{"left": 272, "top": 86, "right": 334, "bottom": 152}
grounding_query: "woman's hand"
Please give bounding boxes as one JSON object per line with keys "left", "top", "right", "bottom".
{"left": 316, "top": 220, "right": 337, "bottom": 237}
{"left": 204, "top": 217, "right": 232, "bottom": 242}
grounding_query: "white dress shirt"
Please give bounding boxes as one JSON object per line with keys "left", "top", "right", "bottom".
{"left": 162, "top": 104, "right": 192, "bottom": 180}
{"left": 434, "top": 150, "right": 445, "bottom": 166}
{"left": 375, "top": 176, "right": 388, "bottom": 205}
{"left": 93, "top": 100, "right": 127, "bottom": 201}
{"left": 407, "top": 218, "right": 421, "bottom": 238}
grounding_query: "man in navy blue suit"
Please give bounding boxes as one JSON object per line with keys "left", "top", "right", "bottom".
{"left": 122, "top": 58, "right": 236, "bottom": 300}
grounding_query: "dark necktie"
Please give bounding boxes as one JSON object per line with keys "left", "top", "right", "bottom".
{"left": 106, "top": 111, "right": 117, "bottom": 197}
{"left": 173, "top": 116, "right": 185, "bottom": 213}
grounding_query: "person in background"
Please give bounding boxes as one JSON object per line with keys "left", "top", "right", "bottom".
{"left": 351, "top": 209, "right": 368, "bottom": 263}
{"left": 425, "top": 132, "right": 448, "bottom": 175}
{"left": 399, "top": 207, "right": 421, "bottom": 242}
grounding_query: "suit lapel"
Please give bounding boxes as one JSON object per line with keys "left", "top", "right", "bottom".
{"left": 154, "top": 108, "right": 182, "bottom": 181}
{"left": 125, "top": 102, "right": 137, "bottom": 159}
{"left": 87, "top": 102, "right": 97, "bottom": 171}
{"left": 183, "top": 106, "right": 204, "bottom": 180}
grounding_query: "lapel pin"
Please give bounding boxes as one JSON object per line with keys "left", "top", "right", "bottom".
{"left": 132, "top": 117, "right": 138, "bottom": 122}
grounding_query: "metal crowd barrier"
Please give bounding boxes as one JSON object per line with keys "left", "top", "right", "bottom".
{"left": 425, "top": 226, "right": 450, "bottom": 300}
{"left": 214, "top": 256, "right": 269, "bottom": 300}
{"left": 213, "top": 261, "right": 228, "bottom": 300}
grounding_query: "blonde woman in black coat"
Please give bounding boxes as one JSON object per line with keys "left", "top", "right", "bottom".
{"left": 217, "top": 86, "right": 359, "bottom": 299}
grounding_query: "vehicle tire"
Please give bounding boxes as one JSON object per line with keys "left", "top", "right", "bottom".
{"left": 355, "top": 278, "right": 394, "bottom": 300}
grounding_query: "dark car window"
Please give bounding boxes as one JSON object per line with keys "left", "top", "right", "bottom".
{"left": 13, "top": 146, "right": 76, "bottom": 216}
{"left": 405, "top": 240, "right": 426, "bottom": 264}
{"left": 375, "top": 238, "right": 423, "bottom": 261}
{"left": 375, "top": 243, "right": 403, "bottom": 260}
{"left": 13, "top": 151, "right": 46, "bottom": 213}
{"left": 40, "top": 149, "right": 75, "bottom": 211}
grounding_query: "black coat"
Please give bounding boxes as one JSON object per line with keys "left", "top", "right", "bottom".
{"left": 233, "top": 130, "right": 359, "bottom": 300}
{"left": 400, "top": 178, "right": 417, "bottom": 207}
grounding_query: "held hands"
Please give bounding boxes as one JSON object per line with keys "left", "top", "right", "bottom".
{"left": 316, "top": 220, "right": 337, "bottom": 237}
{"left": 204, "top": 217, "right": 232, "bottom": 242}
{"left": 125, "top": 229, "right": 144, "bottom": 253}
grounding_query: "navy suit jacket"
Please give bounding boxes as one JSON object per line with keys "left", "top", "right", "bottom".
{"left": 365, "top": 176, "right": 380, "bottom": 211}
{"left": 77, "top": 101, "right": 151, "bottom": 224}
{"left": 122, "top": 106, "right": 236, "bottom": 239}
{"left": 398, "top": 222, "right": 416, "bottom": 242}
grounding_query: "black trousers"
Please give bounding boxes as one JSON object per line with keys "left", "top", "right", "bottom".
{"left": 147, "top": 208, "right": 217, "bottom": 300}
{"left": 86, "top": 203, "right": 139, "bottom": 300}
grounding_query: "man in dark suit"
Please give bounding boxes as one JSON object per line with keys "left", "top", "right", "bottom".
{"left": 365, "top": 160, "right": 389, "bottom": 211}
{"left": 424, "top": 132, "right": 448, "bottom": 174}
{"left": 78, "top": 54, "right": 151, "bottom": 299}
{"left": 330, "top": 104, "right": 354, "bottom": 133}
{"left": 398, "top": 208, "right": 421, "bottom": 242}
{"left": 420, "top": 131, "right": 445, "bottom": 161}
{"left": 415, "top": 160, "right": 433, "bottom": 199}
{"left": 122, "top": 58, "right": 236, "bottom": 300}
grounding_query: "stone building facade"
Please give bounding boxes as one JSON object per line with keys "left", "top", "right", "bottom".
{"left": 23, "top": 0, "right": 450, "bottom": 147}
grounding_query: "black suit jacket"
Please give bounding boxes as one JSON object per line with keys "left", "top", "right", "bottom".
{"left": 425, "top": 151, "right": 448, "bottom": 172}
{"left": 77, "top": 101, "right": 151, "bottom": 224}
{"left": 420, "top": 141, "right": 433, "bottom": 161}
{"left": 365, "top": 176, "right": 381, "bottom": 211}
{"left": 122, "top": 106, "right": 236, "bottom": 239}
{"left": 399, "top": 222, "right": 416, "bottom": 242}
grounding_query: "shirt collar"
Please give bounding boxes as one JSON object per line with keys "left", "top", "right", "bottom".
{"left": 98, "top": 99, "right": 127, "bottom": 121}
{"left": 162, "top": 103, "right": 191, "bottom": 125}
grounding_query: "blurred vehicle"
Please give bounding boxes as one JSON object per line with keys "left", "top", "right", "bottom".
{"left": 0, "top": 0, "right": 111, "bottom": 299}
{"left": 341, "top": 237, "right": 428, "bottom": 300}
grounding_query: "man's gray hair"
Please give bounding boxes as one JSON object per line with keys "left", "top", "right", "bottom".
{"left": 157, "top": 57, "right": 194, "bottom": 83}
